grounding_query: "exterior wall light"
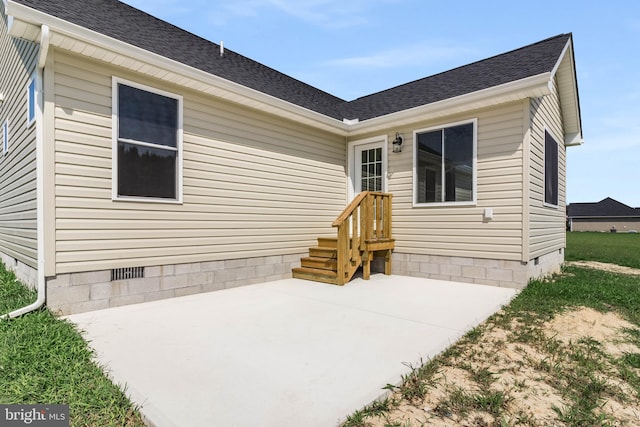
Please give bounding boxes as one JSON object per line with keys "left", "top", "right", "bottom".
{"left": 392, "top": 132, "right": 403, "bottom": 153}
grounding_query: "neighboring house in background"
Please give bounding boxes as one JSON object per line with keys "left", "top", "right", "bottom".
{"left": 567, "top": 198, "right": 640, "bottom": 232}
{"left": 0, "top": 0, "right": 582, "bottom": 315}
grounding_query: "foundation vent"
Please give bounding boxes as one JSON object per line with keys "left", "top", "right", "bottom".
{"left": 111, "top": 267, "right": 144, "bottom": 281}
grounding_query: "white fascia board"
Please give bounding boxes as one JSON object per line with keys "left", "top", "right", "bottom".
{"left": 551, "top": 38, "right": 583, "bottom": 144}
{"left": 6, "top": 0, "right": 351, "bottom": 135}
{"left": 348, "top": 73, "right": 552, "bottom": 136}
{"left": 4, "top": 0, "right": 560, "bottom": 139}
{"left": 550, "top": 39, "right": 571, "bottom": 78}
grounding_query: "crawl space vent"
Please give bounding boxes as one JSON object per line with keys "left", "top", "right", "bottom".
{"left": 111, "top": 267, "right": 144, "bottom": 281}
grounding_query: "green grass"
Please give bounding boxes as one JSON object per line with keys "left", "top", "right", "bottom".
{"left": 566, "top": 231, "right": 640, "bottom": 269}
{"left": 0, "top": 265, "right": 145, "bottom": 426}
{"left": 343, "top": 233, "right": 640, "bottom": 427}
{"left": 508, "top": 266, "right": 640, "bottom": 323}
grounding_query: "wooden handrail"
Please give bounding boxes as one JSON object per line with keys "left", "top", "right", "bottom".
{"left": 332, "top": 191, "right": 368, "bottom": 227}
{"left": 331, "top": 192, "right": 393, "bottom": 284}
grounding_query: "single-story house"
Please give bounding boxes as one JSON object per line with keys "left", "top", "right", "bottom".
{"left": 0, "top": 0, "right": 582, "bottom": 315}
{"left": 567, "top": 198, "right": 640, "bottom": 232}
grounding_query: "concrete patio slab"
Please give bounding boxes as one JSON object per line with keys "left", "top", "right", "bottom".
{"left": 66, "top": 274, "right": 518, "bottom": 427}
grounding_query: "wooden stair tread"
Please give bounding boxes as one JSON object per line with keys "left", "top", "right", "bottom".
{"left": 317, "top": 237, "right": 338, "bottom": 248}
{"left": 309, "top": 246, "right": 337, "bottom": 258}
{"left": 292, "top": 267, "right": 337, "bottom": 276}
{"left": 300, "top": 256, "right": 337, "bottom": 270}
{"left": 292, "top": 267, "right": 339, "bottom": 285}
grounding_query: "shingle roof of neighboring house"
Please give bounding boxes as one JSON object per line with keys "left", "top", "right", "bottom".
{"left": 12, "top": 0, "right": 572, "bottom": 121}
{"left": 567, "top": 198, "right": 640, "bottom": 218}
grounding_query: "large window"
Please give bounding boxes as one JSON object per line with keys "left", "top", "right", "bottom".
{"left": 414, "top": 120, "right": 476, "bottom": 205}
{"left": 544, "top": 130, "right": 559, "bottom": 206}
{"left": 114, "top": 80, "right": 182, "bottom": 201}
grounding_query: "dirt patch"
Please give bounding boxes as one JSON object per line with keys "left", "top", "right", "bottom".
{"left": 544, "top": 307, "right": 640, "bottom": 357}
{"left": 356, "top": 307, "right": 640, "bottom": 427}
{"left": 565, "top": 260, "right": 640, "bottom": 275}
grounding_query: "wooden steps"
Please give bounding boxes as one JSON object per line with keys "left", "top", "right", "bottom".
{"left": 291, "top": 192, "right": 395, "bottom": 286}
{"left": 292, "top": 237, "right": 341, "bottom": 285}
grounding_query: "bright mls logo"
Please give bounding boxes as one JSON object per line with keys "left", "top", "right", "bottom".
{"left": 0, "top": 405, "right": 68, "bottom": 426}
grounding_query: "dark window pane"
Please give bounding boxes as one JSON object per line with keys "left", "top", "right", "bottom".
{"left": 416, "top": 124, "right": 474, "bottom": 204}
{"left": 361, "top": 150, "right": 367, "bottom": 164}
{"left": 444, "top": 123, "right": 473, "bottom": 202}
{"left": 417, "top": 130, "right": 443, "bottom": 203}
{"left": 118, "top": 142, "right": 176, "bottom": 199}
{"left": 375, "top": 148, "right": 382, "bottom": 162}
{"left": 545, "top": 131, "right": 558, "bottom": 205}
{"left": 119, "top": 84, "right": 178, "bottom": 147}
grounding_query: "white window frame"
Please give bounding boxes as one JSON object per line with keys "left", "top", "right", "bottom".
{"left": 2, "top": 120, "right": 8, "bottom": 155}
{"left": 413, "top": 118, "right": 477, "bottom": 207}
{"left": 27, "top": 73, "right": 36, "bottom": 127}
{"left": 543, "top": 127, "right": 559, "bottom": 209}
{"left": 112, "top": 77, "right": 184, "bottom": 203}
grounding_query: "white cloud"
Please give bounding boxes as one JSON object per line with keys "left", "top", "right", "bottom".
{"left": 206, "top": 0, "right": 394, "bottom": 28}
{"left": 321, "top": 41, "right": 478, "bottom": 70}
{"left": 266, "top": 0, "right": 370, "bottom": 28}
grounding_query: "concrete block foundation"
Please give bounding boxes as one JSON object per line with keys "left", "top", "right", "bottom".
{"left": 41, "top": 249, "right": 564, "bottom": 315}
{"left": 47, "top": 253, "right": 305, "bottom": 315}
{"left": 392, "top": 249, "right": 564, "bottom": 289}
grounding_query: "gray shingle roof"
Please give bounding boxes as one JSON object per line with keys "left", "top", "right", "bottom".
{"left": 337, "top": 34, "right": 571, "bottom": 120}
{"left": 13, "top": 0, "right": 571, "bottom": 121}
{"left": 567, "top": 198, "right": 640, "bottom": 218}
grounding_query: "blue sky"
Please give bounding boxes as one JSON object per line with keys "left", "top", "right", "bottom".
{"left": 123, "top": 0, "right": 640, "bottom": 207}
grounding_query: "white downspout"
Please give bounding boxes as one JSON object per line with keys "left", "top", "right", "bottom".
{"left": 1, "top": 25, "right": 49, "bottom": 319}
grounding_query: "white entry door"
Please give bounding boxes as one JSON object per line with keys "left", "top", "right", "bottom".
{"left": 351, "top": 139, "right": 387, "bottom": 197}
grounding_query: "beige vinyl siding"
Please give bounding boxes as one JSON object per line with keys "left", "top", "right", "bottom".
{"left": 354, "top": 101, "right": 525, "bottom": 261}
{"left": 53, "top": 51, "right": 346, "bottom": 274}
{"left": 528, "top": 77, "right": 566, "bottom": 258}
{"left": 0, "top": 7, "right": 38, "bottom": 268}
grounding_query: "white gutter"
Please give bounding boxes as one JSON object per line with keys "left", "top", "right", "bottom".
{"left": 3, "top": 1, "right": 557, "bottom": 139}
{"left": 348, "top": 73, "right": 552, "bottom": 135}
{"left": 1, "top": 25, "right": 48, "bottom": 319}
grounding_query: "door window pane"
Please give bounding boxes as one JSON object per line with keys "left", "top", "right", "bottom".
{"left": 360, "top": 147, "right": 383, "bottom": 192}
